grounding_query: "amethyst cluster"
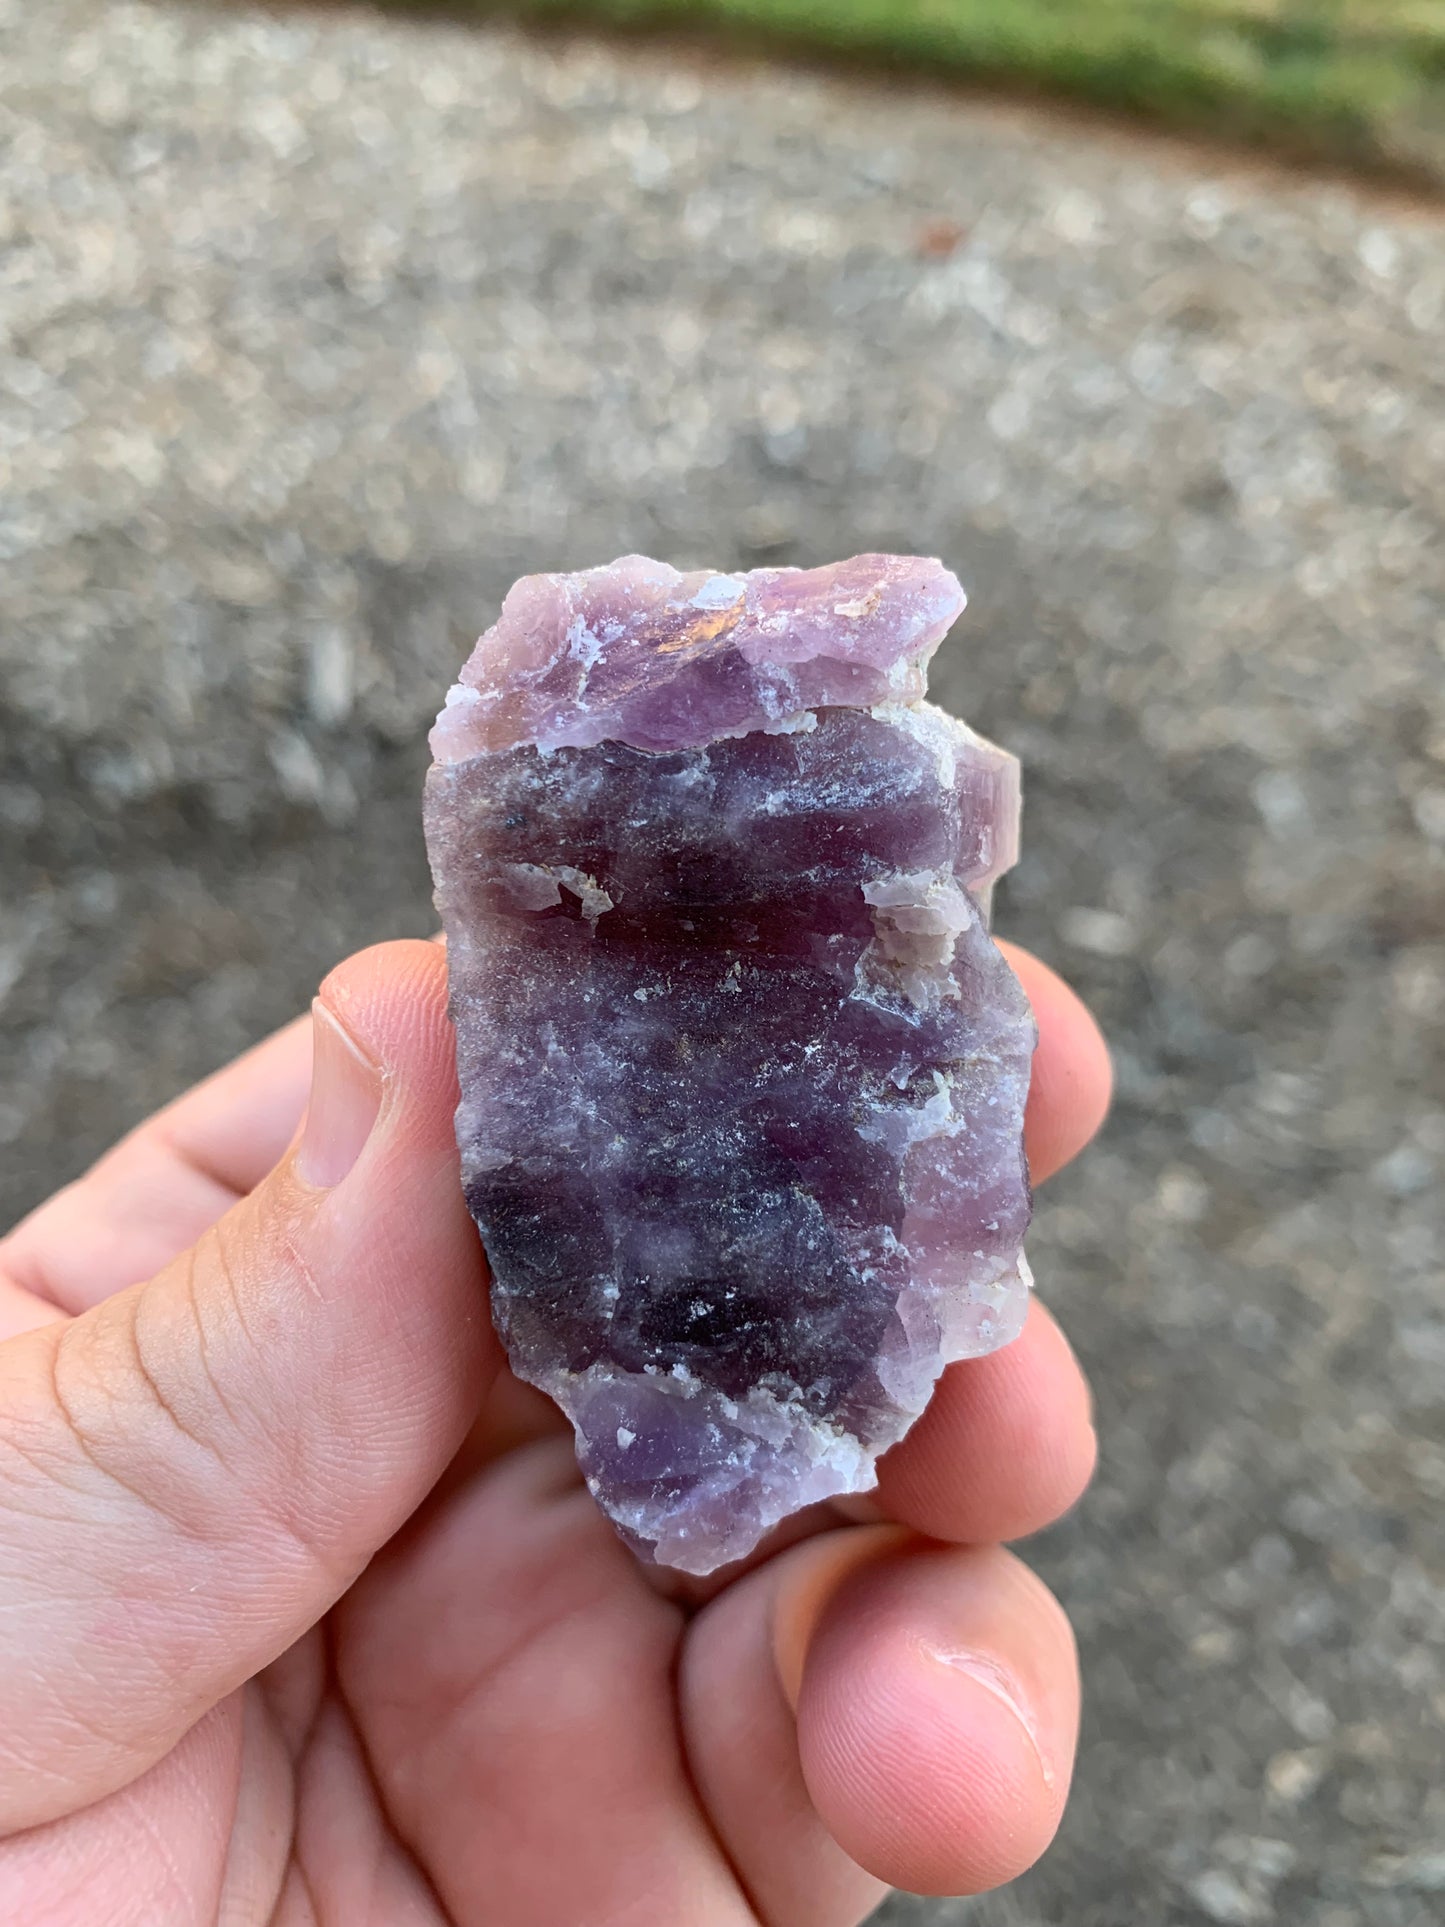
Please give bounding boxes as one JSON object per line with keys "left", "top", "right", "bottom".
{"left": 424, "top": 555, "right": 1035, "bottom": 1574}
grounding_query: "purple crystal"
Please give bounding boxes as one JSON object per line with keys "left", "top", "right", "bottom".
{"left": 424, "top": 555, "right": 1035, "bottom": 1574}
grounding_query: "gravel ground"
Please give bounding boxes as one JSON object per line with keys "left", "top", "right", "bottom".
{"left": 2, "top": 3, "right": 1443, "bottom": 1921}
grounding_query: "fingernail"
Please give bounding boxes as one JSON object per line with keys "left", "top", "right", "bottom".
{"left": 921, "top": 1642, "right": 1056, "bottom": 1789}
{"left": 296, "top": 1000, "right": 384, "bottom": 1189}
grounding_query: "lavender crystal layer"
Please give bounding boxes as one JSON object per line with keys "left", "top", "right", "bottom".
{"left": 424, "top": 555, "right": 1035, "bottom": 1574}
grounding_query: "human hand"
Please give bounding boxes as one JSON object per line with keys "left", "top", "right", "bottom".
{"left": 0, "top": 937, "right": 1109, "bottom": 1924}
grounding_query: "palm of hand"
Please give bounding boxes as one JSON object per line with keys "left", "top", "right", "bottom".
{"left": 0, "top": 940, "right": 1108, "bottom": 1925}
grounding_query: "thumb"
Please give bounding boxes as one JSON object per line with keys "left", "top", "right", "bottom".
{"left": 0, "top": 940, "right": 493, "bottom": 1836}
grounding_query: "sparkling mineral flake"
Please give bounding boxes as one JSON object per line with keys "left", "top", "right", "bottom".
{"left": 424, "top": 555, "right": 1035, "bottom": 1574}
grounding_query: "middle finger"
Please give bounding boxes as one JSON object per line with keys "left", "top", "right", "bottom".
{"left": 869, "top": 1295, "right": 1096, "bottom": 1546}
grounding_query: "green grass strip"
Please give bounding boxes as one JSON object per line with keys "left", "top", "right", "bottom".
{"left": 422, "top": 0, "right": 1445, "bottom": 185}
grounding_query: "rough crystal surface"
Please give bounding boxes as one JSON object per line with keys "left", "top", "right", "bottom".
{"left": 424, "top": 555, "right": 1035, "bottom": 1574}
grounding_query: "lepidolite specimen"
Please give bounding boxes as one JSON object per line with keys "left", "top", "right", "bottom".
{"left": 424, "top": 555, "right": 1035, "bottom": 1574}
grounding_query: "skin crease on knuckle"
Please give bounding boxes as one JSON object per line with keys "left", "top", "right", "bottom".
{"left": 0, "top": 938, "right": 1107, "bottom": 1922}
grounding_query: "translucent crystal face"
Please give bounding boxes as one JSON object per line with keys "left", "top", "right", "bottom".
{"left": 427, "top": 552, "right": 968, "bottom": 758}
{"left": 424, "top": 555, "right": 1035, "bottom": 1574}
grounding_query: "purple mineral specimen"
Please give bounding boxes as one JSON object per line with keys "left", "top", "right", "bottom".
{"left": 424, "top": 555, "right": 1035, "bottom": 1574}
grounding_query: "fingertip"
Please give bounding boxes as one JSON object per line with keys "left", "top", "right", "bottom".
{"left": 318, "top": 937, "right": 451, "bottom": 1044}
{"left": 875, "top": 1297, "right": 1097, "bottom": 1545}
{"left": 315, "top": 940, "right": 457, "bottom": 1123}
{"left": 997, "top": 943, "right": 1112, "bottom": 1184}
{"left": 796, "top": 1545, "right": 1078, "bottom": 1895}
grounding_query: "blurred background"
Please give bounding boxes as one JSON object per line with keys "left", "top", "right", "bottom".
{"left": 2, "top": 2, "right": 1443, "bottom": 1921}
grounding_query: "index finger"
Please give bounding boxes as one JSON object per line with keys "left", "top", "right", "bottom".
{"left": 0, "top": 1015, "right": 312, "bottom": 1315}
{"left": 1001, "top": 940, "right": 1113, "bottom": 1184}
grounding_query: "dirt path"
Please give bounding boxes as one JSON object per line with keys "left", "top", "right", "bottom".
{"left": 2, "top": 4, "right": 1443, "bottom": 1920}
